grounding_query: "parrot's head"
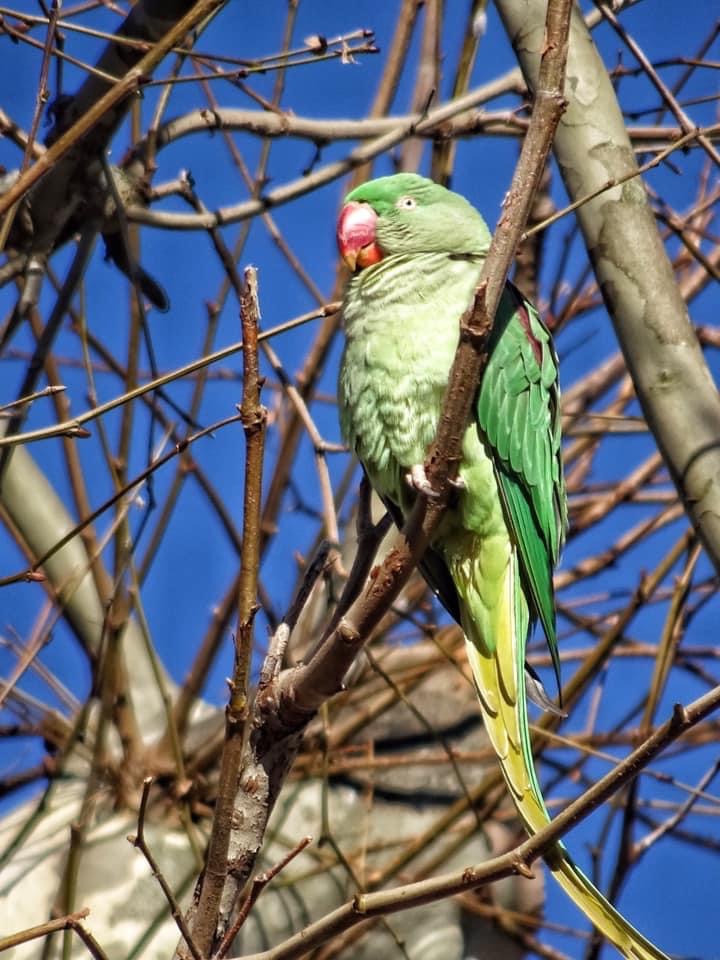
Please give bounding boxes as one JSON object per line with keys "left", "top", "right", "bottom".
{"left": 336, "top": 173, "right": 491, "bottom": 272}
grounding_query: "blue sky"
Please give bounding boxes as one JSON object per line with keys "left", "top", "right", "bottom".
{"left": 1, "top": 2, "right": 718, "bottom": 956}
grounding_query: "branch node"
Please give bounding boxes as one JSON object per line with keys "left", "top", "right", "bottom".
{"left": 512, "top": 857, "right": 535, "bottom": 880}
{"left": 352, "top": 893, "right": 368, "bottom": 915}
{"left": 671, "top": 702, "right": 689, "bottom": 728}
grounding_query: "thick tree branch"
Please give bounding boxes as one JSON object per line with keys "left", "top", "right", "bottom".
{"left": 125, "top": 81, "right": 531, "bottom": 232}
{"left": 138, "top": 106, "right": 713, "bottom": 157}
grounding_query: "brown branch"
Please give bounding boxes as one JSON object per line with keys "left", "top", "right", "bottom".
{"left": 596, "top": 3, "right": 720, "bottom": 169}
{"left": 0, "top": 69, "right": 141, "bottom": 223}
{"left": 308, "top": 477, "right": 393, "bottom": 656}
{"left": 126, "top": 83, "right": 538, "bottom": 232}
{"left": 131, "top": 107, "right": 715, "bottom": 161}
{"left": 633, "top": 758, "right": 720, "bottom": 859}
{"left": 399, "top": 0, "right": 441, "bottom": 171}
{"left": 213, "top": 835, "right": 313, "bottom": 960}
{"left": 523, "top": 124, "right": 719, "bottom": 240}
{"left": 0, "top": 909, "right": 91, "bottom": 952}
{"left": 23, "top": 5, "right": 60, "bottom": 164}
{"left": 234, "top": 267, "right": 266, "bottom": 722}
{"left": 0, "top": 303, "right": 333, "bottom": 450}
{"left": 188, "top": 267, "right": 266, "bottom": 955}
{"left": 0, "top": 413, "right": 242, "bottom": 589}
{"left": 0, "top": 0, "right": 226, "bottom": 222}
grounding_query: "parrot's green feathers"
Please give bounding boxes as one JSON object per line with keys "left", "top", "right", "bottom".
{"left": 338, "top": 173, "right": 668, "bottom": 960}
{"left": 342, "top": 173, "right": 565, "bottom": 688}
{"left": 478, "top": 285, "right": 567, "bottom": 694}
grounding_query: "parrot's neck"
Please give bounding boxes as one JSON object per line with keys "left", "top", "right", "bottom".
{"left": 344, "top": 251, "right": 481, "bottom": 324}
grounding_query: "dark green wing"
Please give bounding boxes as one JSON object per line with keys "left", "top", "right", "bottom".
{"left": 476, "top": 284, "right": 567, "bottom": 694}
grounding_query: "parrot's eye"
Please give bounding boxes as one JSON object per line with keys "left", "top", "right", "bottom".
{"left": 396, "top": 196, "right": 417, "bottom": 210}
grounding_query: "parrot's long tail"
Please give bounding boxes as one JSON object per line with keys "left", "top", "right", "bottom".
{"left": 457, "top": 549, "right": 669, "bottom": 960}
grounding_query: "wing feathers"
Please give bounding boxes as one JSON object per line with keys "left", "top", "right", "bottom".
{"left": 477, "top": 284, "right": 566, "bottom": 696}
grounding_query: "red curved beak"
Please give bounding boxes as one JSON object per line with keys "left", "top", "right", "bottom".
{"left": 337, "top": 201, "right": 383, "bottom": 271}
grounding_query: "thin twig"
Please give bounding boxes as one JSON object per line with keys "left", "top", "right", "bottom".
{"left": 128, "top": 778, "right": 202, "bottom": 960}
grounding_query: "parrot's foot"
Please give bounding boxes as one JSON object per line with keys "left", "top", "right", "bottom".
{"left": 406, "top": 464, "right": 440, "bottom": 499}
{"left": 447, "top": 474, "right": 466, "bottom": 490}
{"left": 405, "top": 464, "right": 466, "bottom": 499}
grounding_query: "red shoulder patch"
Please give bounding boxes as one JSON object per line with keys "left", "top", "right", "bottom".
{"left": 509, "top": 286, "right": 542, "bottom": 366}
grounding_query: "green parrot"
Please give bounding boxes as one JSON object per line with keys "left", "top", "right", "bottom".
{"left": 336, "top": 173, "right": 668, "bottom": 960}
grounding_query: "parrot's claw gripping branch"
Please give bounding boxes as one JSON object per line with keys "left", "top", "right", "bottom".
{"left": 405, "top": 463, "right": 466, "bottom": 499}
{"left": 405, "top": 464, "right": 441, "bottom": 499}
